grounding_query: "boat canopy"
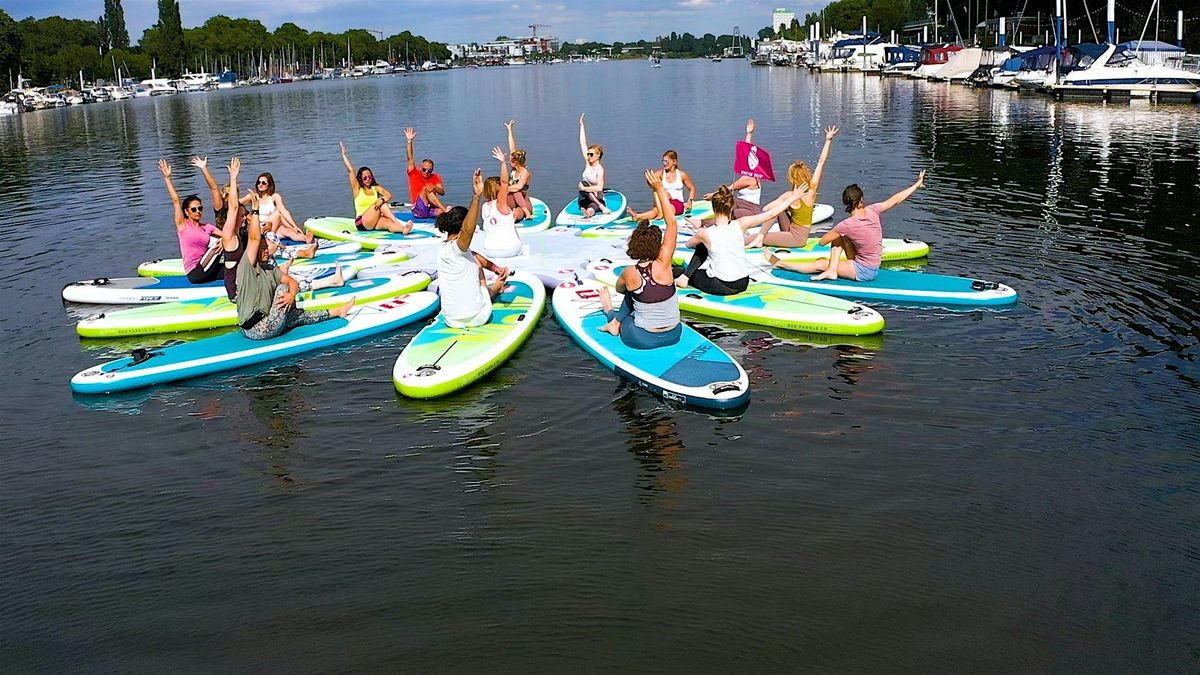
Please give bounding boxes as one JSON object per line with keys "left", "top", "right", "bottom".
{"left": 1116, "top": 39, "right": 1185, "bottom": 66}
{"left": 217, "top": 70, "right": 238, "bottom": 84}
{"left": 884, "top": 46, "right": 921, "bottom": 63}
{"left": 1001, "top": 44, "right": 1056, "bottom": 71}
{"left": 920, "top": 44, "right": 963, "bottom": 65}
{"left": 1061, "top": 43, "right": 1108, "bottom": 70}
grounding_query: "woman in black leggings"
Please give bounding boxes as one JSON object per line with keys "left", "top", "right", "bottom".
{"left": 675, "top": 184, "right": 802, "bottom": 296}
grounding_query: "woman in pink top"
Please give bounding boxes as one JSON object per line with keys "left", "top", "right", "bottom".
{"left": 158, "top": 159, "right": 223, "bottom": 284}
{"left": 762, "top": 171, "right": 925, "bottom": 282}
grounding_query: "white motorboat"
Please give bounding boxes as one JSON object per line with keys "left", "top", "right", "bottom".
{"left": 1052, "top": 43, "right": 1200, "bottom": 99}
{"left": 140, "top": 78, "right": 178, "bottom": 96}
{"left": 928, "top": 48, "right": 983, "bottom": 82}
{"left": 907, "top": 45, "right": 963, "bottom": 79}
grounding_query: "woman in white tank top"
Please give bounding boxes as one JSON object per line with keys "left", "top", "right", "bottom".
{"left": 240, "top": 172, "right": 312, "bottom": 245}
{"left": 477, "top": 146, "right": 523, "bottom": 258}
{"left": 674, "top": 183, "right": 805, "bottom": 296}
{"left": 576, "top": 113, "right": 610, "bottom": 218}
{"left": 435, "top": 169, "right": 511, "bottom": 328}
{"left": 627, "top": 150, "right": 697, "bottom": 223}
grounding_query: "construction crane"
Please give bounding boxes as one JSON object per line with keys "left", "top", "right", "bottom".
{"left": 529, "top": 24, "right": 551, "bottom": 37}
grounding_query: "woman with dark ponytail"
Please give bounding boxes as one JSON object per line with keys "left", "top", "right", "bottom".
{"left": 597, "top": 170, "right": 682, "bottom": 349}
{"left": 675, "top": 183, "right": 804, "bottom": 295}
{"left": 766, "top": 171, "right": 926, "bottom": 282}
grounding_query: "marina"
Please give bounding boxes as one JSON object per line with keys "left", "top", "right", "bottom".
{"left": 3, "top": 13, "right": 1199, "bottom": 671}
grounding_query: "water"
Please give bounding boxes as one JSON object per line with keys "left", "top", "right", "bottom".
{"left": 2, "top": 61, "right": 1198, "bottom": 671}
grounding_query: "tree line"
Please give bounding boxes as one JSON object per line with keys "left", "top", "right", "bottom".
{"left": 2, "top": 1, "right": 450, "bottom": 88}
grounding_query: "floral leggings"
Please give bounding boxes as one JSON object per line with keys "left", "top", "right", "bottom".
{"left": 241, "top": 285, "right": 331, "bottom": 340}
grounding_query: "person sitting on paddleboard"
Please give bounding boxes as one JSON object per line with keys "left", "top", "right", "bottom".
{"left": 194, "top": 157, "right": 319, "bottom": 261}
{"left": 240, "top": 171, "right": 313, "bottom": 245}
{"left": 477, "top": 146, "right": 524, "bottom": 259}
{"left": 674, "top": 185, "right": 803, "bottom": 296}
{"left": 504, "top": 119, "right": 534, "bottom": 222}
{"left": 626, "top": 150, "right": 697, "bottom": 223}
{"left": 339, "top": 142, "right": 414, "bottom": 234}
{"left": 405, "top": 127, "right": 447, "bottom": 219}
{"left": 753, "top": 125, "right": 839, "bottom": 248}
{"left": 158, "top": 159, "right": 225, "bottom": 285}
{"left": 434, "top": 168, "right": 511, "bottom": 329}
{"left": 236, "top": 188, "right": 353, "bottom": 341}
{"left": 597, "top": 170, "right": 681, "bottom": 349}
{"left": 704, "top": 118, "right": 764, "bottom": 221}
{"left": 576, "top": 113, "right": 611, "bottom": 218}
{"left": 762, "top": 171, "right": 926, "bottom": 282}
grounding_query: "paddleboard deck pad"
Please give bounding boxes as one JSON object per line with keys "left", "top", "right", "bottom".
{"left": 304, "top": 216, "right": 441, "bottom": 250}
{"left": 136, "top": 241, "right": 362, "bottom": 277}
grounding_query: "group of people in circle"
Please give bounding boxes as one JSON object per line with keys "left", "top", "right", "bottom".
{"left": 158, "top": 115, "right": 926, "bottom": 349}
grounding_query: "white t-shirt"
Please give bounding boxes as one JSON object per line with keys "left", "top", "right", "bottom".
{"left": 437, "top": 240, "right": 489, "bottom": 322}
{"left": 704, "top": 221, "right": 751, "bottom": 282}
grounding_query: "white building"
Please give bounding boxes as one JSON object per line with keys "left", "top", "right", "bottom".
{"left": 773, "top": 8, "right": 796, "bottom": 33}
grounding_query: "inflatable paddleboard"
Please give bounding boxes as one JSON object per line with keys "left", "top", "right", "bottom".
{"left": 135, "top": 240, "right": 364, "bottom": 277}
{"left": 77, "top": 272, "right": 432, "bottom": 338}
{"left": 554, "top": 190, "right": 627, "bottom": 227}
{"left": 393, "top": 272, "right": 545, "bottom": 398}
{"left": 517, "top": 197, "right": 552, "bottom": 233}
{"left": 72, "top": 293, "right": 440, "bottom": 394}
{"left": 304, "top": 216, "right": 441, "bottom": 250}
{"left": 812, "top": 203, "right": 835, "bottom": 223}
{"left": 603, "top": 199, "right": 716, "bottom": 229}
{"left": 65, "top": 267, "right": 335, "bottom": 305}
{"left": 764, "top": 268, "right": 1018, "bottom": 307}
{"left": 674, "top": 237, "right": 931, "bottom": 266}
{"left": 587, "top": 261, "right": 884, "bottom": 336}
{"left": 552, "top": 279, "right": 750, "bottom": 410}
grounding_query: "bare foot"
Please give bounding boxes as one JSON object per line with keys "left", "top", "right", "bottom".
{"left": 598, "top": 286, "right": 614, "bottom": 313}
{"left": 513, "top": 207, "right": 526, "bottom": 222}
{"left": 675, "top": 274, "right": 690, "bottom": 288}
{"left": 305, "top": 231, "right": 315, "bottom": 244}
{"left": 331, "top": 297, "right": 355, "bottom": 318}
{"left": 599, "top": 319, "right": 621, "bottom": 336}
{"left": 625, "top": 206, "right": 638, "bottom": 220}
{"left": 811, "top": 269, "right": 838, "bottom": 281}
{"left": 298, "top": 243, "right": 318, "bottom": 259}
{"left": 763, "top": 250, "right": 781, "bottom": 266}
{"left": 584, "top": 207, "right": 595, "bottom": 218}
{"left": 331, "top": 263, "right": 344, "bottom": 287}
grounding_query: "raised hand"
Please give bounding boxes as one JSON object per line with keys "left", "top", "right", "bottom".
{"left": 916, "top": 170, "right": 927, "bottom": 188}
{"left": 644, "top": 169, "right": 662, "bottom": 190}
{"left": 504, "top": 119, "right": 515, "bottom": 130}
{"left": 472, "top": 168, "right": 484, "bottom": 196}
{"left": 404, "top": 127, "right": 416, "bottom": 142}
{"left": 491, "top": 146, "right": 506, "bottom": 162}
{"left": 157, "top": 159, "right": 171, "bottom": 179}
{"left": 578, "top": 112, "right": 586, "bottom": 125}
{"left": 825, "top": 125, "right": 840, "bottom": 141}
{"left": 227, "top": 156, "right": 240, "bottom": 178}
{"left": 339, "top": 140, "right": 347, "bottom": 155}
{"left": 189, "top": 156, "right": 207, "bottom": 170}
{"left": 746, "top": 118, "right": 755, "bottom": 135}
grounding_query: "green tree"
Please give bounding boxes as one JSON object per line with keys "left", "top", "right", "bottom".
{"left": 0, "top": 10, "right": 22, "bottom": 84}
{"left": 102, "top": 0, "right": 129, "bottom": 50}
{"left": 153, "top": 0, "right": 185, "bottom": 77}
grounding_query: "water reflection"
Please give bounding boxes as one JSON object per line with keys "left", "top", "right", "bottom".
{"left": 613, "top": 391, "right": 688, "bottom": 507}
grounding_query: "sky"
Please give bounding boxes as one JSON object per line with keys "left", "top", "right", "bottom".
{"left": 5, "top": 0, "right": 825, "bottom": 44}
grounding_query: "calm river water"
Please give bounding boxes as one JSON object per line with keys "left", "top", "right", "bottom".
{"left": 2, "top": 60, "right": 1198, "bottom": 671}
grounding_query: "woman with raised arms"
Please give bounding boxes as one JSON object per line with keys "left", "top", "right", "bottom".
{"left": 597, "top": 170, "right": 682, "bottom": 349}
{"left": 339, "top": 141, "right": 413, "bottom": 234}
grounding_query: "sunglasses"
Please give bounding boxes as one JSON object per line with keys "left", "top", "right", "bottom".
{"left": 187, "top": 206, "right": 203, "bottom": 213}
{"left": 257, "top": 180, "right": 269, "bottom": 185}
{"left": 586, "top": 152, "right": 596, "bottom": 157}
{"left": 420, "top": 167, "right": 433, "bottom": 174}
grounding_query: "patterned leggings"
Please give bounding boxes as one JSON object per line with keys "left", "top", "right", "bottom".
{"left": 241, "top": 285, "right": 331, "bottom": 340}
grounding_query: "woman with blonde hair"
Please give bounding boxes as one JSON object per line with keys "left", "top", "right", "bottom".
{"left": 504, "top": 119, "right": 534, "bottom": 221}
{"left": 750, "top": 125, "right": 839, "bottom": 248}
{"left": 576, "top": 113, "right": 611, "bottom": 218}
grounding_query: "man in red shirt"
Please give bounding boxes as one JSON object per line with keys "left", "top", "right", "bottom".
{"left": 405, "top": 127, "right": 447, "bottom": 219}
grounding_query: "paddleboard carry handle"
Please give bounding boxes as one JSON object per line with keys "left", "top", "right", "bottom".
{"left": 971, "top": 280, "right": 998, "bottom": 291}
{"left": 710, "top": 382, "right": 743, "bottom": 395}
